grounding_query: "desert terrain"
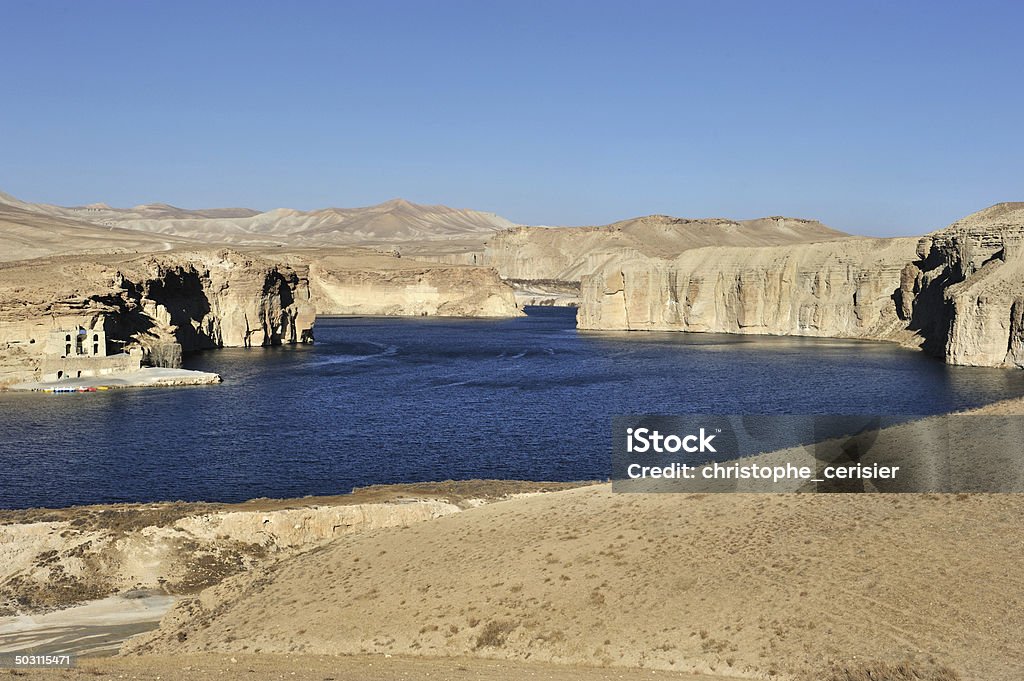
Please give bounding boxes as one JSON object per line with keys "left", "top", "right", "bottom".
{"left": 3, "top": 475, "right": 1020, "bottom": 680}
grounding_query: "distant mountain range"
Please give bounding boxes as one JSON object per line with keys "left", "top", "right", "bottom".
{"left": 0, "top": 191, "right": 516, "bottom": 251}
{"left": 0, "top": 188, "right": 851, "bottom": 265}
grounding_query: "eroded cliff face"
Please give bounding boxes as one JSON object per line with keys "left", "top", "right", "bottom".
{"left": 898, "top": 203, "right": 1024, "bottom": 367}
{"left": 301, "top": 252, "right": 521, "bottom": 318}
{"left": 0, "top": 248, "right": 521, "bottom": 385}
{"left": 128, "top": 252, "right": 315, "bottom": 351}
{"left": 0, "top": 250, "right": 315, "bottom": 385}
{"left": 579, "top": 203, "right": 1024, "bottom": 369}
{"left": 579, "top": 237, "right": 920, "bottom": 341}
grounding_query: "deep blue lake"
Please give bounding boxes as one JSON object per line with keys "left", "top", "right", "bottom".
{"left": 2, "top": 307, "right": 1024, "bottom": 508}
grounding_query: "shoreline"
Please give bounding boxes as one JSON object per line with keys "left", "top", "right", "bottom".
{"left": 8, "top": 367, "right": 222, "bottom": 392}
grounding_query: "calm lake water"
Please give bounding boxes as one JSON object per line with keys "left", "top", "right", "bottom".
{"left": 2, "top": 307, "right": 1024, "bottom": 508}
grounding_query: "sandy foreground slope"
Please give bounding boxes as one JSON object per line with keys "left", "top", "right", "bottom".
{"left": 116, "top": 485, "right": 1024, "bottom": 681}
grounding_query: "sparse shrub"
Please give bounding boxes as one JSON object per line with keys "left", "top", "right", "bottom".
{"left": 147, "top": 341, "right": 182, "bottom": 368}
{"left": 823, "top": 661, "right": 961, "bottom": 681}
{"left": 474, "top": 620, "right": 517, "bottom": 649}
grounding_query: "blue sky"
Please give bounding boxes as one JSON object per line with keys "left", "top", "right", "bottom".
{"left": 1, "top": 0, "right": 1021, "bottom": 236}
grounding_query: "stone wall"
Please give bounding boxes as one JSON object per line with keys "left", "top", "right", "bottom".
{"left": 39, "top": 351, "right": 141, "bottom": 382}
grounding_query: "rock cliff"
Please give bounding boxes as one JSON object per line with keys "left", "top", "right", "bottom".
{"left": 297, "top": 251, "right": 521, "bottom": 318}
{"left": 578, "top": 237, "right": 919, "bottom": 340}
{"left": 0, "top": 248, "right": 520, "bottom": 386}
{"left": 579, "top": 203, "right": 1024, "bottom": 369}
{"left": 128, "top": 251, "right": 316, "bottom": 351}
{"left": 0, "top": 250, "right": 315, "bottom": 385}
{"left": 898, "top": 202, "right": 1024, "bottom": 367}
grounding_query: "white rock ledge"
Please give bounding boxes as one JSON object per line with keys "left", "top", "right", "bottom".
{"left": 9, "top": 367, "right": 222, "bottom": 391}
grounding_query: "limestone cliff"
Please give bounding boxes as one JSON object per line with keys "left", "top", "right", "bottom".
{"left": 898, "top": 203, "right": 1024, "bottom": 367}
{"left": 0, "top": 248, "right": 520, "bottom": 386}
{"left": 125, "top": 251, "right": 316, "bottom": 352}
{"left": 579, "top": 203, "right": 1024, "bottom": 369}
{"left": 0, "top": 250, "right": 315, "bottom": 385}
{"left": 296, "top": 251, "right": 521, "bottom": 318}
{"left": 578, "top": 237, "right": 919, "bottom": 340}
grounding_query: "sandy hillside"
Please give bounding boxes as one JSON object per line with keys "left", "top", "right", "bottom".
{"left": 485, "top": 215, "right": 851, "bottom": 283}
{"left": 0, "top": 202, "right": 193, "bottom": 262}
{"left": 0, "top": 481, "right": 584, "bottom": 618}
{"left": 128, "top": 485, "right": 1023, "bottom": 681}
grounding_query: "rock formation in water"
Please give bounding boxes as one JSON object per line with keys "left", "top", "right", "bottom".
{"left": 482, "top": 215, "right": 849, "bottom": 306}
{"left": 0, "top": 250, "right": 315, "bottom": 385}
{"left": 579, "top": 203, "right": 1024, "bottom": 369}
{"left": 898, "top": 203, "right": 1024, "bottom": 367}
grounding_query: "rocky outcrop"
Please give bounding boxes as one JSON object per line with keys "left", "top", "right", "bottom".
{"left": 579, "top": 237, "right": 919, "bottom": 341}
{"left": 898, "top": 203, "right": 1024, "bottom": 367}
{"left": 579, "top": 203, "right": 1024, "bottom": 369}
{"left": 301, "top": 251, "right": 521, "bottom": 318}
{"left": 114, "top": 251, "right": 316, "bottom": 353}
{"left": 0, "top": 248, "right": 520, "bottom": 386}
{"left": 0, "top": 498, "right": 459, "bottom": 616}
{"left": 0, "top": 250, "right": 316, "bottom": 385}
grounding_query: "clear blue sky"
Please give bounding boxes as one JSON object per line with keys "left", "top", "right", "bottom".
{"left": 1, "top": 1, "right": 1021, "bottom": 236}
